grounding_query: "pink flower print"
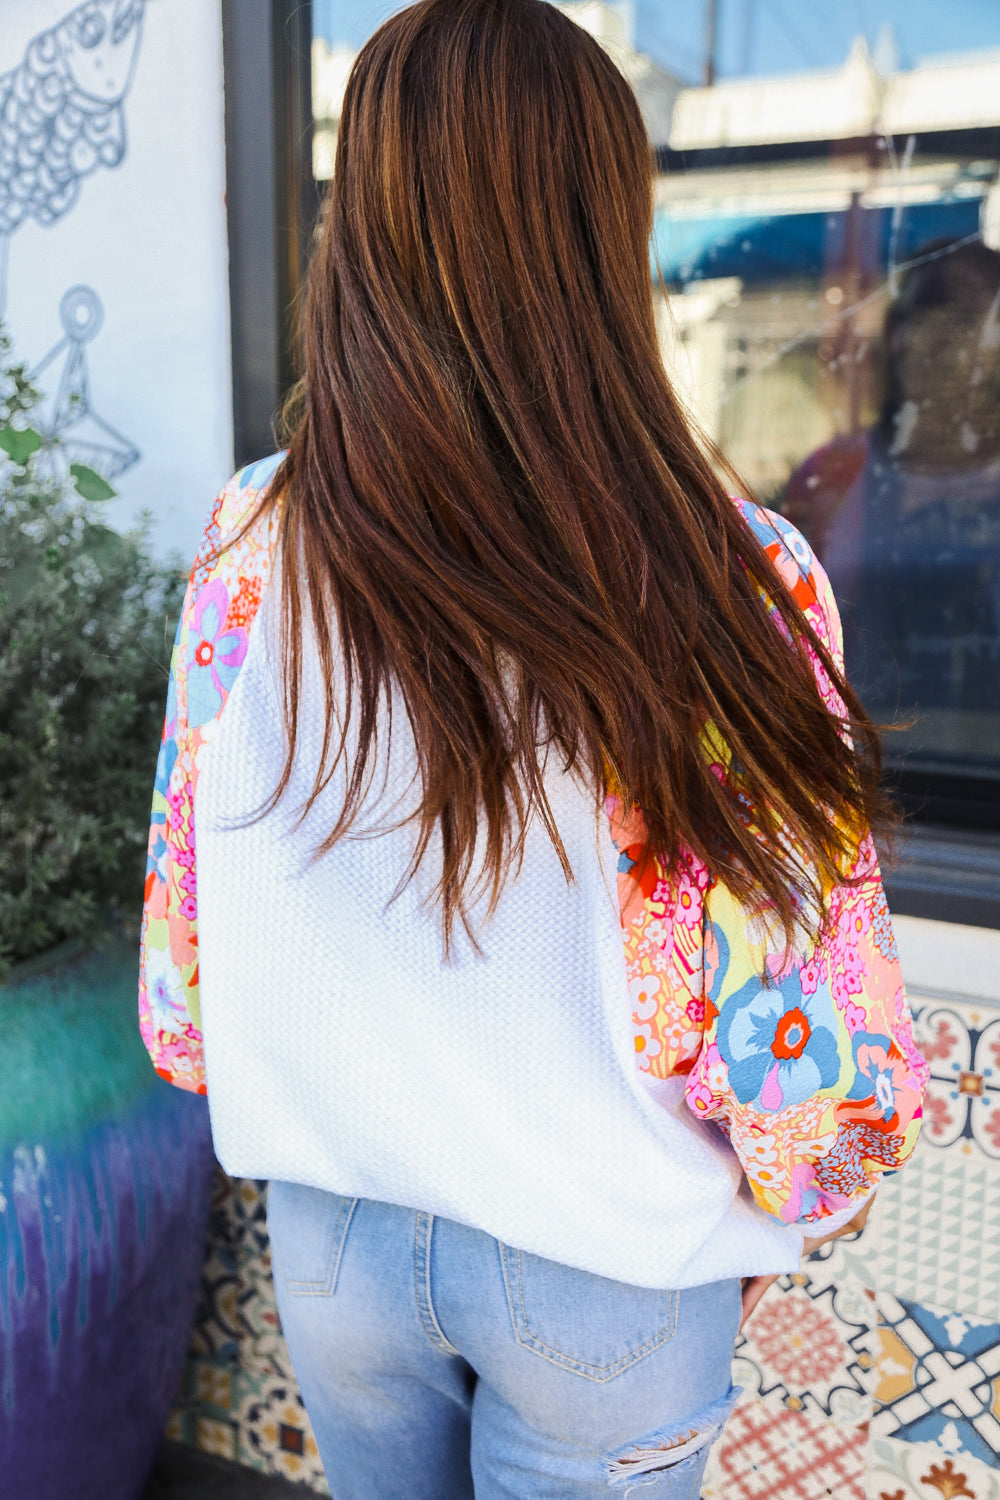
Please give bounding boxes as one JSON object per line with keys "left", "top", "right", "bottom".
{"left": 799, "top": 956, "right": 823, "bottom": 995}
{"left": 854, "top": 831, "right": 878, "bottom": 880}
{"left": 701, "top": 1042, "right": 729, "bottom": 1093}
{"left": 924, "top": 1093, "right": 955, "bottom": 1140}
{"left": 686, "top": 1081, "right": 715, "bottom": 1117}
{"left": 629, "top": 972, "right": 661, "bottom": 1022}
{"left": 686, "top": 996, "right": 705, "bottom": 1026}
{"left": 673, "top": 868, "right": 703, "bottom": 929}
{"left": 633, "top": 1023, "right": 662, "bottom": 1070}
{"left": 805, "top": 642, "right": 830, "bottom": 690}
{"left": 832, "top": 963, "right": 864, "bottom": 1008}
{"left": 843, "top": 1001, "right": 866, "bottom": 1035}
{"left": 186, "top": 579, "right": 248, "bottom": 728}
{"left": 837, "top": 902, "right": 871, "bottom": 943}
{"left": 843, "top": 947, "right": 865, "bottom": 981}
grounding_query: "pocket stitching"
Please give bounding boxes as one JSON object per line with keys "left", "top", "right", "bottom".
{"left": 499, "top": 1243, "right": 679, "bottom": 1382}
{"left": 284, "top": 1194, "right": 358, "bottom": 1296}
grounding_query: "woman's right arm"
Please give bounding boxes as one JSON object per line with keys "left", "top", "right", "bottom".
{"left": 138, "top": 459, "right": 282, "bottom": 1092}
{"left": 138, "top": 577, "right": 206, "bottom": 1092}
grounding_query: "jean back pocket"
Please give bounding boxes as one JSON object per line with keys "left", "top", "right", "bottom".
{"left": 498, "top": 1242, "right": 679, "bottom": 1383}
{"left": 267, "top": 1182, "right": 358, "bottom": 1296}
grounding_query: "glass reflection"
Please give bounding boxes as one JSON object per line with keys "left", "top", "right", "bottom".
{"left": 311, "top": 1, "right": 1000, "bottom": 813}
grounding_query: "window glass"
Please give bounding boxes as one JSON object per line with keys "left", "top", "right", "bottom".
{"left": 311, "top": 1, "right": 1000, "bottom": 825}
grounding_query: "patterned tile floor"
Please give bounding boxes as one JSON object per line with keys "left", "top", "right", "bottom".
{"left": 166, "top": 994, "right": 1000, "bottom": 1497}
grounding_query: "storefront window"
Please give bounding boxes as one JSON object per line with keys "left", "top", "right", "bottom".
{"left": 310, "top": 1, "right": 1000, "bottom": 828}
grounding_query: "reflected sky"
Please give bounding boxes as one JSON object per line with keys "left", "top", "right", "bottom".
{"left": 312, "top": 0, "right": 1000, "bottom": 80}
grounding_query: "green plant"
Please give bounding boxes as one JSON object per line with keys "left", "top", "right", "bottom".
{"left": 0, "top": 333, "right": 186, "bottom": 977}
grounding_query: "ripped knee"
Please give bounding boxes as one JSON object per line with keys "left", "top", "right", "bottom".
{"left": 603, "top": 1387, "right": 741, "bottom": 1489}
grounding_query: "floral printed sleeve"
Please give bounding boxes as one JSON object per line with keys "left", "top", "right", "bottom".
{"left": 606, "top": 500, "right": 929, "bottom": 1229}
{"left": 138, "top": 457, "right": 283, "bottom": 1093}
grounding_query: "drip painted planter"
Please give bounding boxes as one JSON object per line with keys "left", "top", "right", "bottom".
{"left": 0, "top": 943, "right": 215, "bottom": 1500}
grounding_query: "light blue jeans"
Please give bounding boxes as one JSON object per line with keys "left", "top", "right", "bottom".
{"left": 267, "top": 1184, "right": 742, "bottom": 1498}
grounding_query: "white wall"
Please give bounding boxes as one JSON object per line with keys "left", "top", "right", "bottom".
{"left": 1, "top": 0, "right": 234, "bottom": 560}
{"left": 895, "top": 916, "right": 1000, "bottom": 1007}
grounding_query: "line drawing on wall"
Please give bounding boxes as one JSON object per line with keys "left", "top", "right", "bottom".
{"left": 33, "top": 285, "right": 140, "bottom": 480}
{"left": 0, "top": 0, "right": 148, "bottom": 478}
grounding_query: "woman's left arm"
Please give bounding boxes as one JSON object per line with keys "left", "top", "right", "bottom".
{"left": 683, "top": 506, "right": 930, "bottom": 1231}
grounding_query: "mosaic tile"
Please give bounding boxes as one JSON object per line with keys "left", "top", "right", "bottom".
{"left": 163, "top": 1405, "right": 190, "bottom": 1444}
{"left": 192, "top": 1355, "right": 236, "bottom": 1413}
{"left": 193, "top": 1415, "right": 239, "bottom": 1461}
{"left": 871, "top": 1293, "right": 1000, "bottom": 1471}
{"left": 866, "top": 1137, "right": 1000, "bottom": 1326}
{"left": 734, "top": 1266, "right": 875, "bottom": 1426}
{"left": 187, "top": 1240, "right": 242, "bottom": 1361}
{"left": 698, "top": 1402, "right": 867, "bottom": 1499}
{"left": 910, "top": 1000, "right": 1000, "bottom": 1160}
{"left": 235, "top": 1370, "right": 330, "bottom": 1493}
{"left": 207, "top": 1167, "right": 271, "bottom": 1258}
{"left": 804, "top": 1220, "right": 878, "bottom": 1293}
{"left": 867, "top": 1434, "right": 1000, "bottom": 1499}
{"left": 236, "top": 1242, "right": 295, "bottom": 1378}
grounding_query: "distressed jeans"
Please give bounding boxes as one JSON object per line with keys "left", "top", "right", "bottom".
{"left": 267, "top": 1184, "right": 742, "bottom": 1498}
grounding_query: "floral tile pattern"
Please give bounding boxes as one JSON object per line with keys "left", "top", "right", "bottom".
{"left": 168, "top": 1171, "right": 325, "bottom": 1488}
{"left": 867, "top": 1435, "right": 1000, "bottom": 1499}
{"left": 909, "top": 1001, "right": 1000, "bottom": 1159}
{"left": 235, "top": 1371, "right": 330, "bottom": 1492}
{"left": 733, "top": 1266, "right": 875, "bottom": 1426}
{"left": 872, "top": 1293, "right": 1000, "bottom": 1469}
{"left": 700, "top": 1403, "right": 868, "bottom": 1499}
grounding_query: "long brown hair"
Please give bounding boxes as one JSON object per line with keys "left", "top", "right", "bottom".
{"left": 268, "top": 0, "right": 886, "bottom": 950}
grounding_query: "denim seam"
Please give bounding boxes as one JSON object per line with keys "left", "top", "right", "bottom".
{"left": 499, "top": 1243, "right": 679, "bottom": 1382}
{"left": 285, "top": 1194, "right": 358, "bottom": 1296}
{"left": 413, "top": 1212, "right": 462, "bottom": 1357}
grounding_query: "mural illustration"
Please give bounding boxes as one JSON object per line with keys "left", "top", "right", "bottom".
{"left": 32, "top": 284, "right": 140, "bottom": 480}
{"left": 0, "top": 0, "right": 147, "bottom": 479}
{"left": 0, "top": 0, "right": 146, "bottom": 312}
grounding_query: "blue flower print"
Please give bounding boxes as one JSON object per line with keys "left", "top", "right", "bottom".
{"left": 705, "top": 920, "right": 731, "bottom": 1006}
{"left": 185, "top": 578, "right": 248, "bottom": 729}
{"left": 836, "top": 1030, "right": 917, "bottom": 1135}
{"left": 717, "top": 970, "right": 842, "bottom": 1111}
{"left": 236, "top": 451, "right": 285, "bottom": 494}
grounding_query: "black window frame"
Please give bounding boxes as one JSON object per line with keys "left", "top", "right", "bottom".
{"left": 221, "top": 0, "right": 317, "bottom": 469}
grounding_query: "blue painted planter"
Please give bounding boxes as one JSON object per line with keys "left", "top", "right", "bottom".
{"left": 0, "top": 943, "right": 216, "bottom": 1499}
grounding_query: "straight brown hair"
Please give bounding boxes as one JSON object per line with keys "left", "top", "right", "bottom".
{"left": 266, "top": 0, "right": 888, "bottom": 950}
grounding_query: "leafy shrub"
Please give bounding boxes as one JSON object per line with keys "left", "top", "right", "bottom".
{"left": 0, "top": 334, "right": 186, "bottom": 976}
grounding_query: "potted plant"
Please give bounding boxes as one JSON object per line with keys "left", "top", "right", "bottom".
{"left": 0, "top": 333, "right": 216, "bottom": 1499}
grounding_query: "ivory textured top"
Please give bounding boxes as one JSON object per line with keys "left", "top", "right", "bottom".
{"left": 138, "top": 453, "right": 927, "bottom": 1287}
